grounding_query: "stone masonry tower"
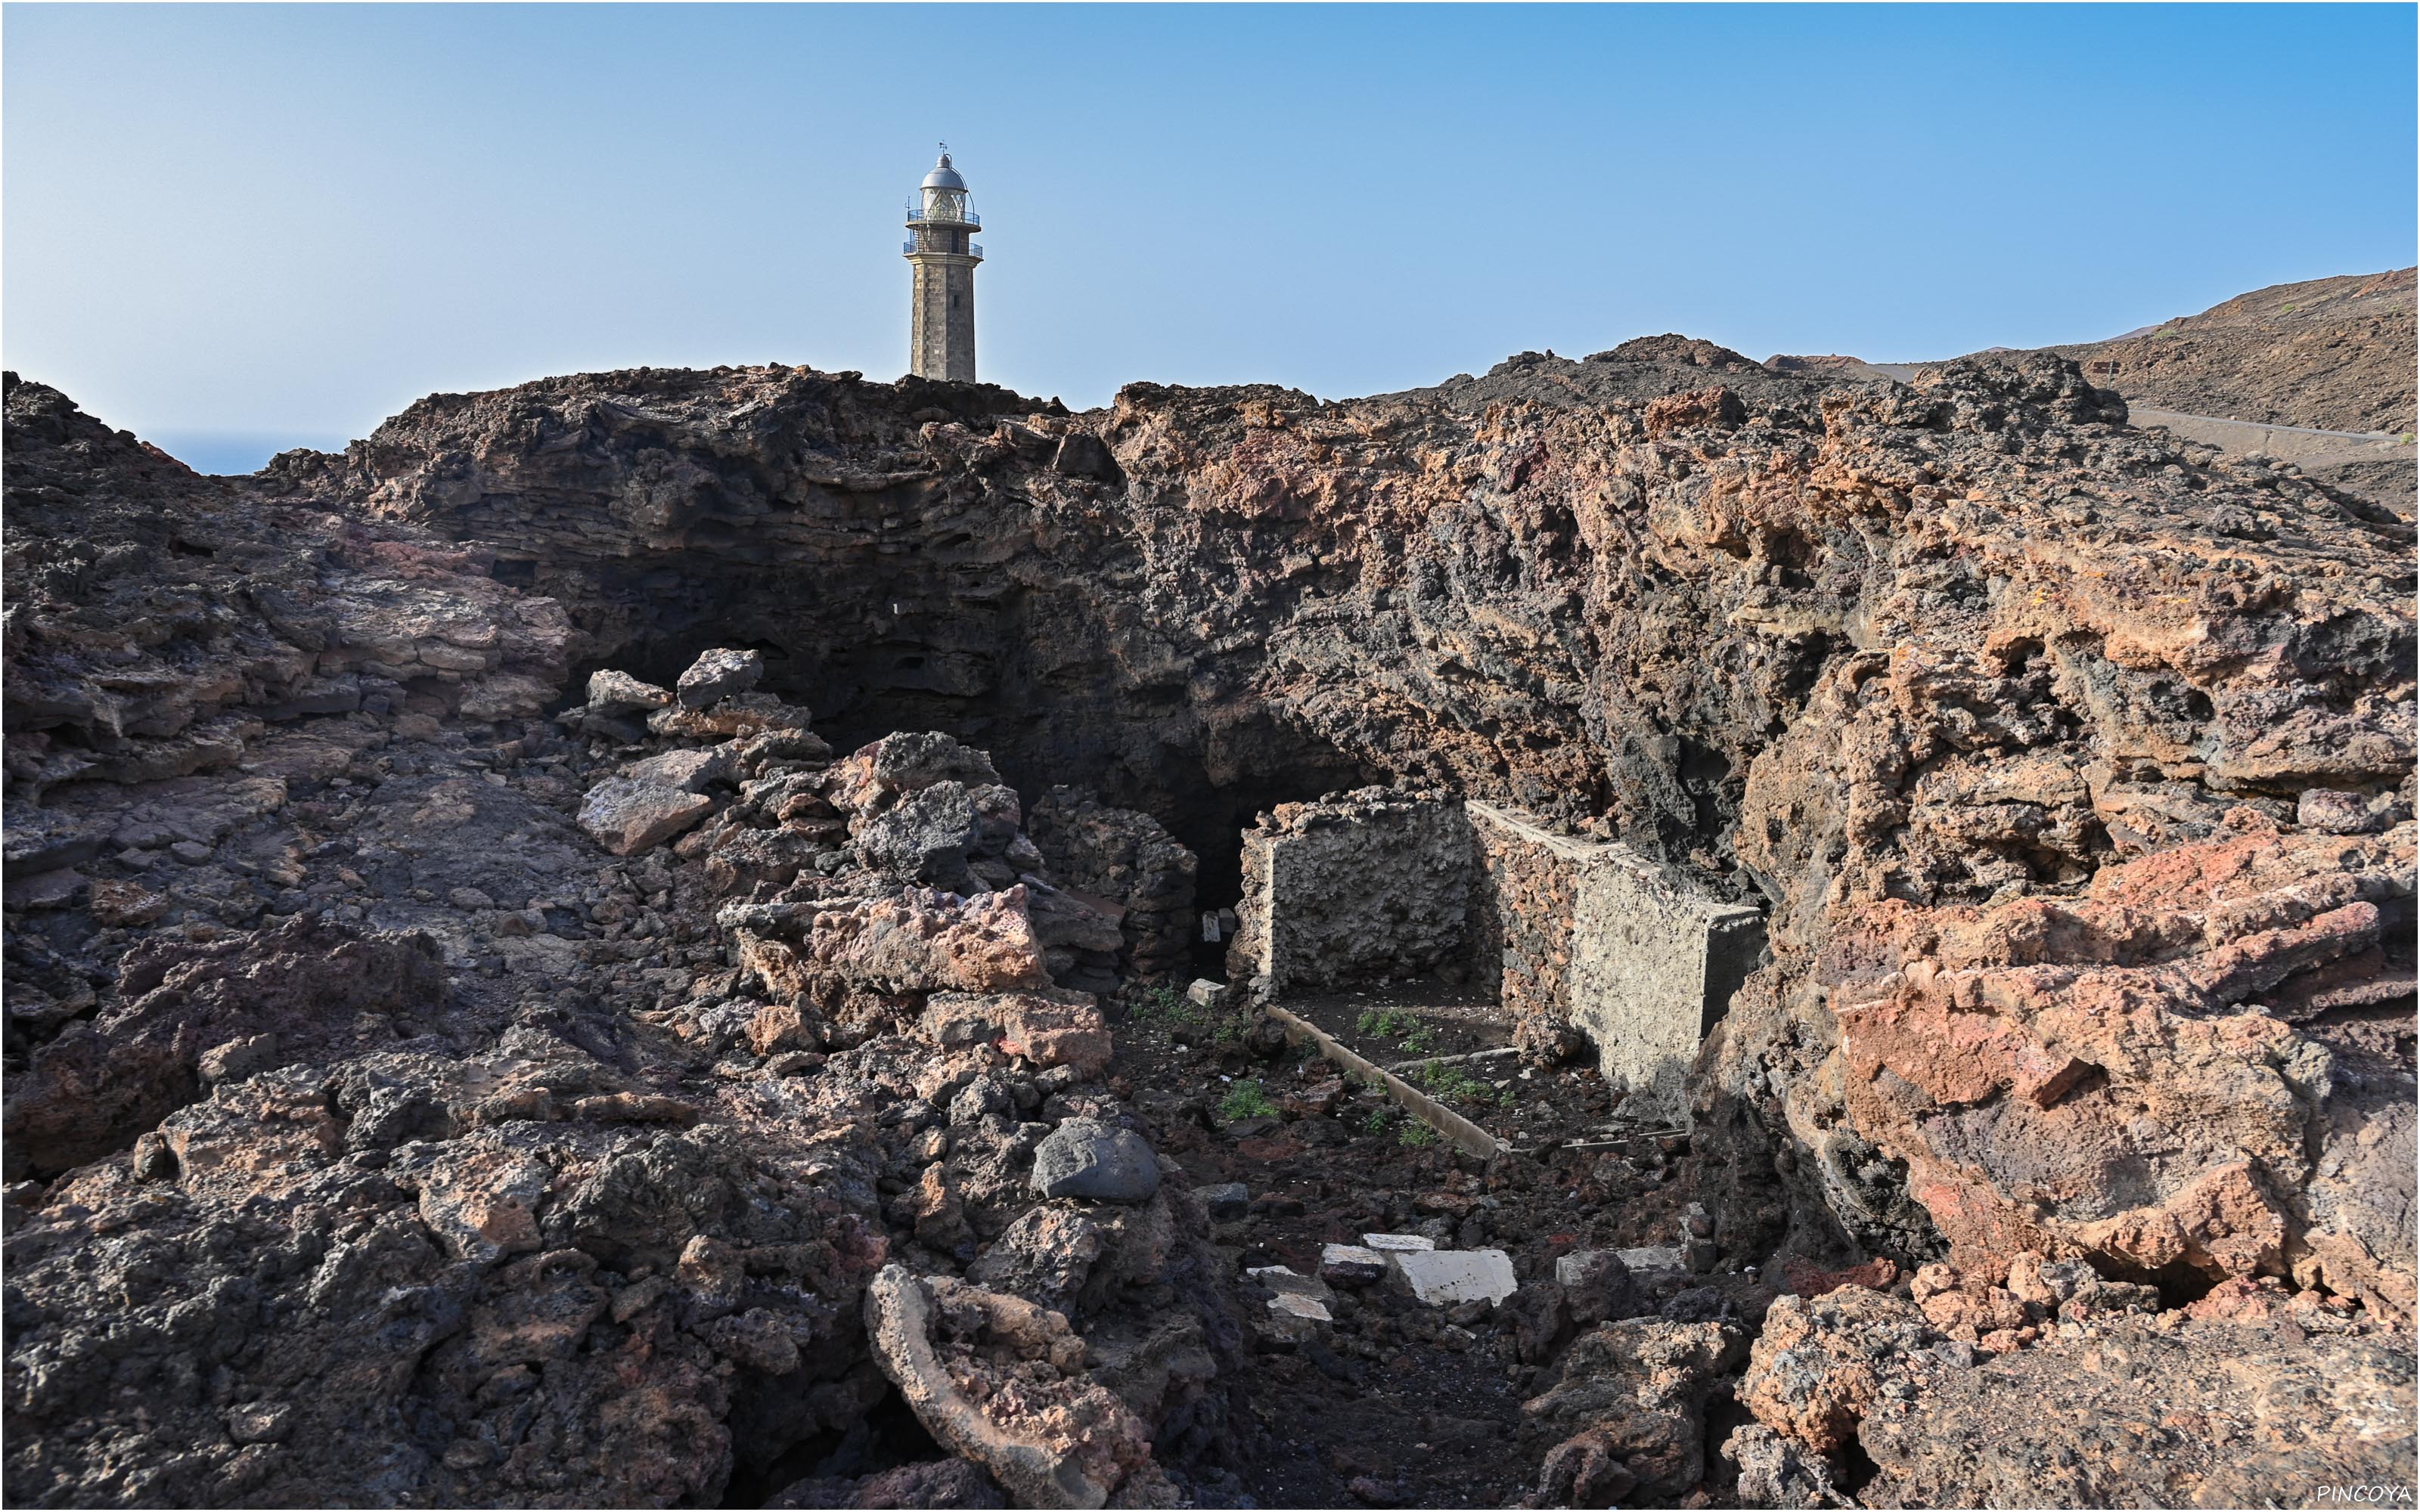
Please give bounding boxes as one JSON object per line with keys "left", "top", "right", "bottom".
{"left": 904, "top": 148, "right": 982, "bottom": 381}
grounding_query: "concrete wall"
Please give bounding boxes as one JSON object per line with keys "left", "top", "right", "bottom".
{"left": 1227, "top": 788, "right": 1470, "bottom": 995}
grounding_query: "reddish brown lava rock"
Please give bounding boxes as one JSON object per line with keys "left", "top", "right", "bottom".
{"left": 1776, "top": 1254, "right": 1897, "bottom": 1299}
{"left": 1819, "top": 816, "right": 2414, "bottom": 1312}
{"left": 5, "top": 330, "right": 2411, "bottom": 1507}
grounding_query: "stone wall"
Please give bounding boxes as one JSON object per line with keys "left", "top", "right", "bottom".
{"left": 1569, "top": 852, "right": 1766, "bottom": 1126}
{"left": 1026, "top": 786, "right": 1199, "bottom": 982}
{"left": 1227, "top": 787, "right": 1469, "bottom": 995}
{"left": 1468, "top": 808, "right": 1582, "bottom": 1061}
{"left": 1233, "top": 792, "right": 1767, "bottom": 1123}
{"left": 1468, "top": 802, "right": 1766, "bottom": 1125}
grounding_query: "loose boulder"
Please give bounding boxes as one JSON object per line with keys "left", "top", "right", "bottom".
{"left": 1522, "top": 1317, "right": 1751, "bottom": 1505}
{"left": 862, "top": 1265, "right": 1158, "bottom": 1508}
{"left": 858, "top": 781, "right": 981, "bottom": 888}
{"left": 924, "top": 990, "right": 1112, "bottom": 1078}
{"left": 587, "top": 668, "right": 673, "bottom": 716}
{"left": 579, "top": 777, "right": 712, "bottom": 855}
{"left": 1031, "top": 1118, "right": 1161, "bottom": 1203}
{"left": 676, "top": 646, "right": 765, "bottom": 708}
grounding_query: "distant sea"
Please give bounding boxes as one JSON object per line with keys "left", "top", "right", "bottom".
{"left": 147, "top": 432, "right": 352, "bottom": 477}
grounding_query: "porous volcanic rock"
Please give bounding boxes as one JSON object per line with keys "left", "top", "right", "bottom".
{"left": 2042, "top": 267, "right": 2418, "bottom": 435}
{"left": 1026, "top": 785, "right": 1199, "bottom": 981}
{"left": 5, "top": 327, "right": 2412, "bottom": 1506}
{"left": 1857, "top": 1312, "right": 2416, "bottom": 1506}
{"left": 5, "top": 913, "right": 445, "bottom": 1178}
{"left": 577, "top": 775, "right": 713, "bottom": 854}
{"left": 676, "top": 646, "right": 765, "bottom": 708}
{"left": 3, "top": 373, "right": 570, "bottom": 806}
{"left": 2, "top": 370, "right": 1236, "bottom": 1504}
{"left": 1518, "top": 1315, "right": 1750, "bottom": 1505}
{"left": 271, "top": 350, "right": 2410, "bottom": 1313}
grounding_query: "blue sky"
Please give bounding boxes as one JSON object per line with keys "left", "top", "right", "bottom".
{"left": 5, "top": 4, "right": 2413, "bottom": 472}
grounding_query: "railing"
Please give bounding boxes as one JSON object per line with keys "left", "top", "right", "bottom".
{"left": 906, "top": 206, "right": 979, "bottom": 228}
{"left": 903, "top": 237, "right": 985, "bottom": 258}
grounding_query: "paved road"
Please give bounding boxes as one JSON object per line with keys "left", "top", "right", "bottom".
{"left": 1862, "top": 361, "right": 2412, "bottom": 469}
{"left": 2125, "top": 407, "right": 2414, "bottom": 469}
{"left": 2131, "top": 410, "right": 2402, "bottom": 443}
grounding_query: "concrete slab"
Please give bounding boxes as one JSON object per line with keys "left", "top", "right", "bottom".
{"left": 1360, "top": 1233, "right": 1438, "bottom": 1254}
{"left": 1261, "top": 1290, "right": 1333, "bottom": 1343}
{"left": 1246, "top": 1265, "right": 1335, "bottom": 1305}
{"left": 1320, "top": 1244, "right": 1388, "bottom": 1284}
{"left": 1395, "top": 1247, "right": 1518, "bottom": 1306}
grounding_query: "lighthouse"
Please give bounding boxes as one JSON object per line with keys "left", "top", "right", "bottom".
{"left": 903, "top": 148, "right": 982, "bottom": 381}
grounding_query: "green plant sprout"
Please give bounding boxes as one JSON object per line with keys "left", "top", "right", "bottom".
{"left": 1417, "top": 1059, "right": 1503, "bottom": 1106}
{"left": 1218, "top": 1080, "right": 1277, "bottom": 1120}
{"left": 1130, "top": 984, "right": 1209, "bottom": 1030}
{"left": 1357, "top": 1008, "right": 1414, "bottom": 1038}
{"left": 1356, "top": 1007, "right": 1438, "bottom": 1054}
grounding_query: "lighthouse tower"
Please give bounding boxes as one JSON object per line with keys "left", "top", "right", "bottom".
{"left": 904, "top": 149, "right": 982, "bottom": 381}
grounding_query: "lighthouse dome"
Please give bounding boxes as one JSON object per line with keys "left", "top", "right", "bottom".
{"left": 922, "top": 153, "right": 966, "bottom": 191}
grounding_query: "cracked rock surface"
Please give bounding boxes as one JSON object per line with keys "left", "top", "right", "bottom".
{"left": 4, "top": 331, "right": 2412, "bottom": 1508}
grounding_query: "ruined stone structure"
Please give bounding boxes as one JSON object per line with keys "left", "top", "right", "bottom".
{"left": 1227, "top": 792, "right": 1766, "bottom": 1125}
{"left": 4, "top": 325, "right": 2412, "bottom": 1507}
{"left": 1225, "top": 788, "right": 1473, "bottom": 996}
{"left": 903, "top": 150, "right": 982, "bottom": 382}
{"left": 1469, "top": 801, "right": 1764, "bottom": 1125}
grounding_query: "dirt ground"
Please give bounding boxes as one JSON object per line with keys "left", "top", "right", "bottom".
{"left": 1107, "top": 987, "right": 1775, "bottom": 1508}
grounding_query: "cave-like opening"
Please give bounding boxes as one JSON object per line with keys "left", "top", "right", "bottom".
{"left": 558, "top": 615, "right": 1382, "bottom": 980}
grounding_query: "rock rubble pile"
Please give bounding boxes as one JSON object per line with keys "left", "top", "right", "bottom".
{"left": 3, "top": 330, "right": 2412, "bottom": 1508}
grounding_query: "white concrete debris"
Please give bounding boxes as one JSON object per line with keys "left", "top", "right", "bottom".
{"left": 1394, "top": 1247, "right": 1519, "bottom": 1306}
{"left": 1320, "top": 1244, "right": 1388, "bottom": 1284}
{"left": 1360, "top": 1232, "right": 1438, "bottom": 1254}
{"left": 1262, "top": 1290, "right": 1333, "bottom": 1342}
{"left": 1246, "top": 1265, "right": 1334, "bottom": 1304}
{"left": 1554, "top": 1251, "right": 1604, "bottom": 1289}
{"left": 1615, "top": 1245, "right": 1687, "bottom": 1275}
{"left": 1186, "top": 978, "right": 1231, "bottom": 1009}
{"left": 1247, "top": 1266, "right": 1336, "bottom": 1341}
